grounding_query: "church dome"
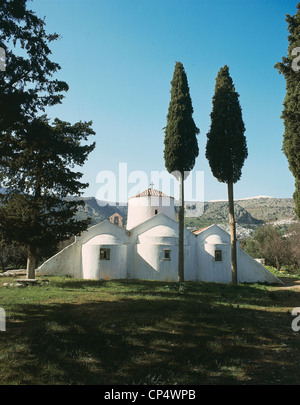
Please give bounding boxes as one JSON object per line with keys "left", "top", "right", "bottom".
{"left": 135, "top": 188, "right": 172, "bottom": 198}
{"left": 126, "top": 188, "right": 175, "bottom": 229}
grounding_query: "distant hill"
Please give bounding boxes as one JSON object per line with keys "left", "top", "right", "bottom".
{"left": 75, "top": 197, "right": 128, "bottom": 226}
{"left": 184, "top": 197, "right": 297, "bottom": 236}
{"left": 236, "top": 197, "right": 296, "bottom": 223}
{"left": 183, "top": 200, "right": 264, "bottom": 225}
{"left": 74, "top": 196, "right": 298, "bottom": 237}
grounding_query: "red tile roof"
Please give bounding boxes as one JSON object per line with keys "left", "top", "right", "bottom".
{"left": 135, "top": 188, "right": 174, "bottom": 198}
{"left": 193, "top": 227, "right": 209, "bottom": 235}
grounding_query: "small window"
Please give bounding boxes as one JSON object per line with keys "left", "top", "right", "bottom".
{"left": 155, "top": 209, "right": 158, "bottom": 215}
{"left": 215, "top": 250, "right": 222, "bottom": 262}
{"left": 100, "top": 248, "right": 110, "bottom": 260}
{"left": 114, "top": 216, "right": 119, "bottom": 225}
{"left": 164, "top": 250, "right": 171, "bottom": 260}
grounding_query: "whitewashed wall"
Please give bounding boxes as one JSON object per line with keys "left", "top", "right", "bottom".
{"left": 127, "top": 195, "right": 175, "bottom": 229}
{"left": 82, "top": 234, "right": 127, "bottom": 279}
{"left": 237, "top": 249, "right": 282, "bottom": 284}
{"left": 37, "top": 221, "right": 129, "bottom": 279}
{"left": 37, "top": 215, "right": 282, "bottom": 285}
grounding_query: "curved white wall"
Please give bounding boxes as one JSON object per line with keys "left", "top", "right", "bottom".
{"left": 127, "top": 195, "right": 175, "bottom": 229}
{"left": 132, "top": 243, "right": 178, "bottom": 281}
{"left": 82, "top": 244, "right": 127, "bottom": 280}
{"left": 201, "top": 242, "right": 231, "bottom": 283}
{"left": 38, "top": 218, "right": 283, "bottom": 284}
{"left": 82, "top": 234, "right": 127, "bottom": 280}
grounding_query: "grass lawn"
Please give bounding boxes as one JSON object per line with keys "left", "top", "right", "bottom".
{"left": 1, "top": 274, "right": 300, "bottom": 385}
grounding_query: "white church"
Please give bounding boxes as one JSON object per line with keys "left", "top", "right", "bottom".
{"left": 37, "top": 187, "right": 282, "bottom": 284}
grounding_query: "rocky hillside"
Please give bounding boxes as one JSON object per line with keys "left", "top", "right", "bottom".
{"left": 75, "top": 196, "right": 298, "bottom": 238}
{"left": 236, "top": 197, "right": 296, "bottom": 223}
{"left": 184, "top": 197, "right": 297, "bottom": 238}
{"left": 183, "top": 200, "right": 264, "bottom": 225}
{"left": 75, "top": 197, "right": 128, "bottom": 226}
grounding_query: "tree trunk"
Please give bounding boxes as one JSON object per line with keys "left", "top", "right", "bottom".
{"left": 27, "top": 245, "right": 37, "bottom": 279}
{"left": 275, "top": 257, "right": 281, "bottom": 271}
{"left": 228, "top": 181, "right": 237, "bottom": 285}
{"left": 178, "top": 172, "right": 184, "bottom": 282}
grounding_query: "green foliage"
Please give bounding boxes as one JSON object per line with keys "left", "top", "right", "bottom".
{"left": 275, "top": 3, "right": 300, "bottom": 218}
{"left": 0, "top": 239, "right": 27, "bottom": 271}
{"left": 243, "top": 224, "right": 291, "bottom": 270}
{"left": 240, "top": 238, "right": 261, "bottom": 258}
{"left": 0, "top": 0, "right": 68, "bottom": 134}
{"left": 294, "top": 178, "right": 300, "bottom": 219}
{"left": 0, "top": 1, "right": 95, "bottom": 267}
{"left": 206, "top": 65, "right": 247, "bottom": 184}
{"left": 164, "top": 61, "right": 199, "bottom": 282}
{"left": 0, "top": 116, "right": 95, "bottom": 252}
{"left": 164, "top": 61, "right": 199, "bottom": 175}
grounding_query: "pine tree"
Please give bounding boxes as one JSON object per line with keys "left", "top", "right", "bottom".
{"left": 206, "top": 65, "right": 247, "bottom": 285}
{"left": 0, "top": 0, "right": 68, "bottom": 133}
{"left": 0, "top": 1, "right": 95, "bottom": 278}
{"left": 164, "top": 62, "right": 199, "bottom": 282}
{"left": 275, "top": 2, "right": 300, "bottom": 219}
{"left": 0, "top": 116, "right": 95, "bottom": 279}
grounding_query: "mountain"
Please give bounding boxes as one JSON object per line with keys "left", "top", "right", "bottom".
{"left": 75, "top": 197, "right": 128, "bottom": 226}
{"left": 74, "top": 196, "right": 298, "bottom": 238}
{"left": 236, "top": 197, "right": 296, "bottom": 223}
{"left": 183, "top": 200, "right": 264, "bottom": 225}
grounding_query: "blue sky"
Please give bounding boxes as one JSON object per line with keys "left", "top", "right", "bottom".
{"left": 30, "top": 0, "right": 298, "bottom": 202}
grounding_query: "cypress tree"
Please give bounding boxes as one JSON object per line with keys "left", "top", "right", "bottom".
{"left": 206, "top": 65, "right": 247, "bottom": 285}
{"left": 275, "top": 2, "right": 300, "bottom": 218}
{"left": 164, "top": 61, "right": 199, "bottom": 282}
{"left": 294, "top": 178, "right": 300, "bottom": 219}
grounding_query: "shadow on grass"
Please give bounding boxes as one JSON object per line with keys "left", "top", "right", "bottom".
{"left": 46, "top": 277, "right": 300, "bottom": 308}
{"left": 1, "top": 282, "right": 300, "bottom": 385}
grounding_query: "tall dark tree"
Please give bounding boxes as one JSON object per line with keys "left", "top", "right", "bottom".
{"left": 294, "top": 178, "right": 300, "bottom": 219}
{"left": 0, "top": 116, "right": 95, "bottom": 279}
{"left": 164, "top": 61, "right": 199, "bottom": 282}
{"left": 206, "top": 65, "right": 247, "bottom": 285}
{"left": 0, "top": 0, "right": 68, "bottom": 133}
{"left": 275, "top": 2, "right": 300, "bottom": 219}
{"left": 0, "top": 1, "right": 95, "bottom": 278}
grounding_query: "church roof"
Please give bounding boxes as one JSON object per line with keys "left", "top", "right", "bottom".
{"left": 135, "top": 188, "right": 174, "bottom": 199}
{"left": 193, "top": 227, "right": 210, "bottom": 235}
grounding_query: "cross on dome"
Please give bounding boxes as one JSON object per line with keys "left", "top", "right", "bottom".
{"left": 135, "top": 188, "right": 173, "bottom": 198}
